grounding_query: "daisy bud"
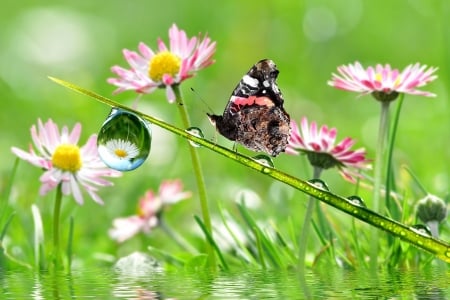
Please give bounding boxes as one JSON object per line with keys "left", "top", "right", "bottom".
{"left": 416, "top": 194, "right": 448, "bottom": 237}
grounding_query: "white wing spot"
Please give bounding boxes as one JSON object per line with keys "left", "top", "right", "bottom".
{"left": 242, "top": 75, "right": 259, "bottom": 88}
{"left": 263, "top": 80, "right": 270, "bottom": 87}
{"left": 272, "top": 83, "right": 280, "bottom": 93}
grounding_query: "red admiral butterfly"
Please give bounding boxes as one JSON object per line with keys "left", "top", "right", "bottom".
{"left": 208, "top": 59, "right": 291, "bottom": 157}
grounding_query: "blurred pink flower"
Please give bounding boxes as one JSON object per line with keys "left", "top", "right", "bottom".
{"left": 109, "top": 179, "right": 192, "bottom": 242}
{"left": 328, "top": 61, "right": 438, "bottom": 101}
{"left": 158, "top": 179, "right": 193, "bottom": 205}
{"left": 107, "top": 23, "right": 216, "bottom": 102}
{"left": 287, "top": 117, "right": 371, "bottom": 182}
{"left": 109, "top": 215, "right": 159, "bottom": 244}
{"left": 11, "top": 119, "right": 121, "bottom": 204}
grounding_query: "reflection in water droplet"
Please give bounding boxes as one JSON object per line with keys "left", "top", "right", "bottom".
{"left": 347, "top": 195, "right": 366, "bottom": 207}
{"left": 253, "top": 154, "right": 274, "bottom": 168}
{"left": 410, "top": 224, "right": 432, "bottom": 237}
{"left": 308, "top": 179, "right": 329, "bottom": 191}
{"left": 185, "top": 127, "right": 204, "bottom": 148}
{"left": 97, "top": 108, "right": 151, "bottom": 171}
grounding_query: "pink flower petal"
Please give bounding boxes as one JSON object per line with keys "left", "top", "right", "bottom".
{"left": 287, "top": 117, "right": 370, "bottom": 181}
{"left": 12, "top": 119, "right": 122, "bottom": 205}
{"left": 107, "top": 24, "right": 216, "bottom": 103}
{"left": 328, "top": 61, "right": 438, "bottom": 98}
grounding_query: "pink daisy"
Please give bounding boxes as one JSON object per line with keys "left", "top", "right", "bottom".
{"left": 328, "top": 61, "right": 438, "bottom": 101}
{"left": 287, "top": 117, "right": 371, "bottom": 182}
{"left": 11, "top": 119, "right": 122, "bottom": 205}
{"left": 107, "top": 23, "right": 216, "bottom": 102}
{"left": 109, "top": 179, "right": 192, "bottom": 242}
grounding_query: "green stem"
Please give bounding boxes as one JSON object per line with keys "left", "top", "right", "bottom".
{"left": 67, "top": 216, "right": 74, "bottom": 273}
{"left": 385, "top": 94, "right": 404, "bottom": 220}
{"left": 172, "top": 85, "right": 215, "bottom": 271}
{"left": 370, "top": 100, "right": 391, "bottom": 271}
{"left": 298, "top": 167, "right": 323, "bottom": 271}
{"left": 51, "top": 78, "right": 450, "bottom": 264}
{"left": 53, "top": 183, "right": 63, "bottom": 270}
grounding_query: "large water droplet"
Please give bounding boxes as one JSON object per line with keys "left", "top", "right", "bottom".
{"left": 253, "top": 154, "right": 274, "bottom": 168}
{"left": 97, "top": 108, "right": 151, "bottom": 171}
{"left": 308, "top": 179, "right": 329, "bottom": 191}
{"left": 347, "top": 195, "right": 366, "bottom": 207}
{"left": 185, "top": 127, "right": 204, "bottom": 148}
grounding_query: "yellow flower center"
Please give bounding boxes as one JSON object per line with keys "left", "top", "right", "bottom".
{"left": 52, "top": 144, "right": 82, "bottom": 172}
{"left": 114, "top": 148, "right": 128, "bottom": 158}
{"left": 148, "top": 51, "right": 181, "bottom": 82}
{"left": 393, "top": 76, "right": 401, "bottom": 87}
{"left": 375, "top": 73, "right": 382, "bottom": 82}
{"left": 375, "top": 72, "right": 401, "bottom": 87}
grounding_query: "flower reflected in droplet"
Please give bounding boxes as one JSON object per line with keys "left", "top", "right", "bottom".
{"left": 97, "top": 108, "right": 152, "bottom": 171}
{"left": 105, "top": 139, "right": 140, "bottom": 160}
{"left": 287, "top": 117, "right": 371, "bottom": 182}
{"left": 107, "top": 24, "right": 216, "bottom": 103}
{"left": 11, "top": 119, "right": 122, "bottom": 204}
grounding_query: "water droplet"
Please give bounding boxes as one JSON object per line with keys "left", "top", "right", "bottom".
{"left": 261, "top": 167, "right": 272, "bottom": 174}
{"left": 347, "top": 195, "right": 366, "bottom": 207}
{"left": 185, "top": 127, "right": 204, "bottom": 147}
{"left": 410, "top": 224, "right": 432, "bottom": 237}
{"left": 308, "top": 179, "right": 329, "bottom": 191}
{"left": 253, "top": 154, "right": 274, "bottom": 168}
{"left": 97, "top": 108, "right": 151, "bottom": 171}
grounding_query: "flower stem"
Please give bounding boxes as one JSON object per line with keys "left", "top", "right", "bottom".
{"left": 52, "top": 183, "right": 63, "bottom": 270}
{"left": 385, "top": 94, "right": 404, "bottom": 220}
{"left": 298, "top": 167, "right": 323, "bottom": 270}
{"left": 370, "top": 100, "right": 390, "bottom": 271}
{"left": 172, "top": 85, "right": 215, "bottom": 271}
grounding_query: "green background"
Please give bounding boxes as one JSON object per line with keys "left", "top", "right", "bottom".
{"left": 1, "top": 0, "right": 448, "bottom": 260}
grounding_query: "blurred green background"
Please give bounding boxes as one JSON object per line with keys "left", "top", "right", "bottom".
{"left": 1, "top": 0, "right": 448, "bottom": 260}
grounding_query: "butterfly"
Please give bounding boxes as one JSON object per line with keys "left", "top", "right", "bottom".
{"left": 207, "top": 59, "right": 291, "bottom": 157}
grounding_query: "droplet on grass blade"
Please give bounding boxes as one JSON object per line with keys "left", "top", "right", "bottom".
{"left": 308, "top": 179, "right": 329, "bottom": 191}
{"left": 347, "top": 195, "right": 366, "bottom": 207}
{"left": 410, "top": 224, "right": 432, "bottom": 237}
{"left": 252, "top": 154, "right": 274, "bottom": 168}
{"left": 185, "top": 127, "right": 204, "bottom": 147}
{"left": 97, "top": 108, "right": 151, "bottom": 171}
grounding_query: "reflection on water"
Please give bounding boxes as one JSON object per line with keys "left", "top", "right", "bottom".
{"left": 1, "top": 266, "right": 448, "bottom": 299}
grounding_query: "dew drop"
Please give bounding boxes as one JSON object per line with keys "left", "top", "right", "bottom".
{"left": 261, "top": 167, "right": 272, "bottom": 174}
{"left": 185, "top": 127, "right": 204, "bottom": 147}
{"left": 253, "top": 154, "right": 274, "bottom": 168}
{"left": 308, "top": 179, "right": 329, "bottom": 191}
{"left": 410, "top": 224, "right": 432, "bottom": 237}
{"left": 347, "top": 195, "right": 367, "bottom": 207}
{"left": 97, "top": 108, "right": 151, "bottom": 171}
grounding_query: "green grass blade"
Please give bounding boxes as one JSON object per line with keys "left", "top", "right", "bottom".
{"left": 194, "top": 215, "right": 229, "bottom": 271}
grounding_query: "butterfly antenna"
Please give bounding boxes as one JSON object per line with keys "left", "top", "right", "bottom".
{"left": 190, "top": 87, "right": 215, "bottom": 115}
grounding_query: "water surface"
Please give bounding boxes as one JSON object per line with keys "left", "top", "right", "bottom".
{"left": 1, "top": 266, "right": 448, "bottom": 299}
